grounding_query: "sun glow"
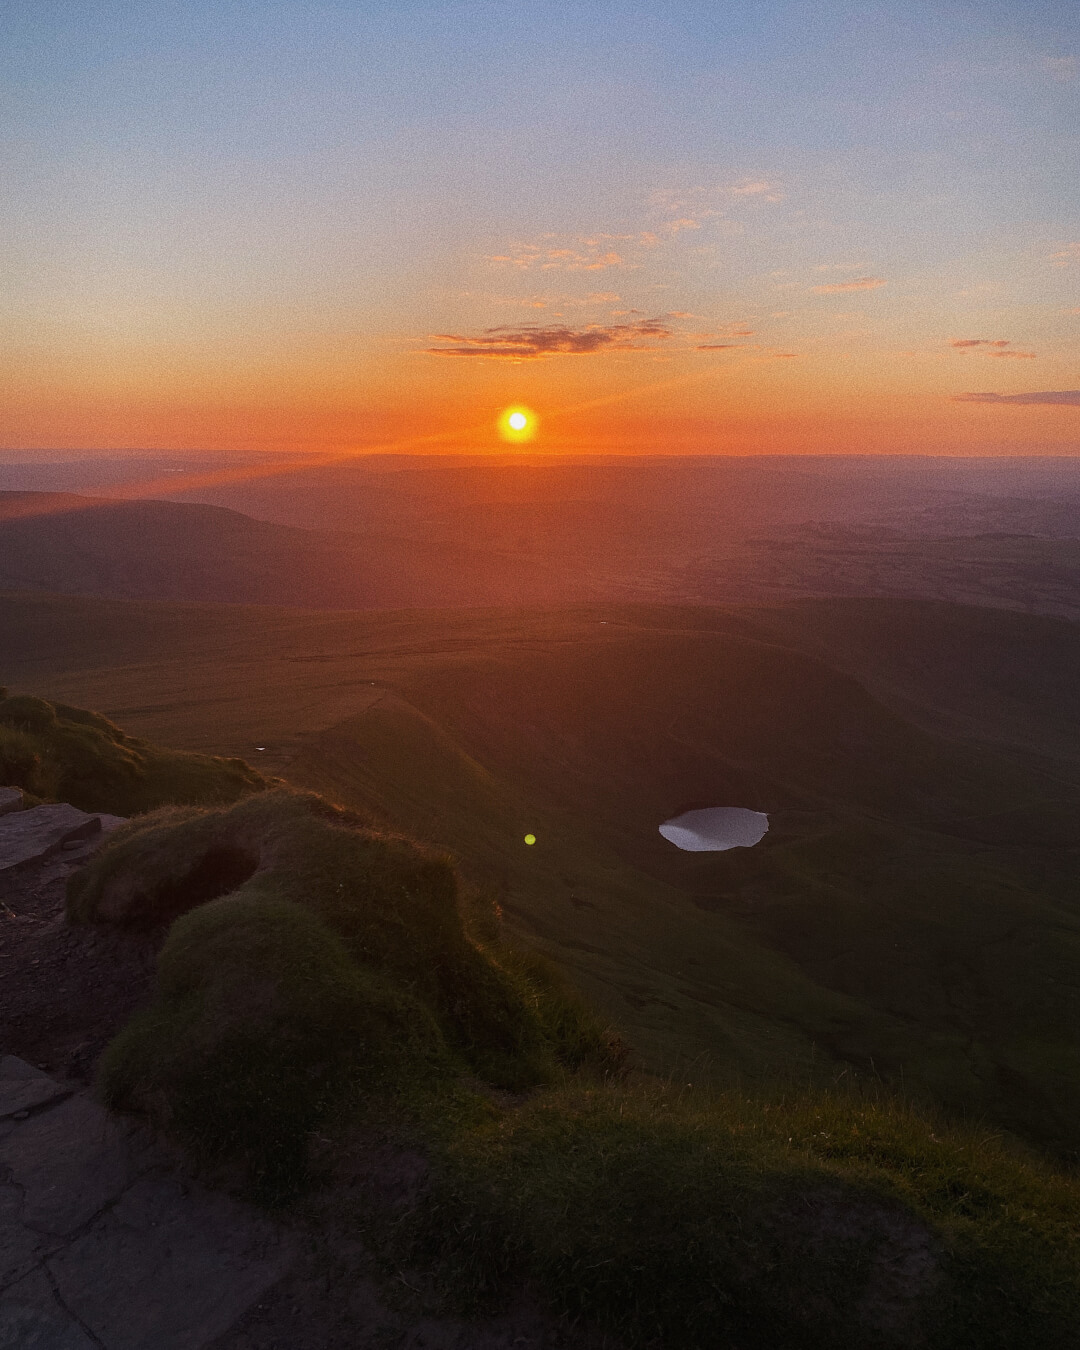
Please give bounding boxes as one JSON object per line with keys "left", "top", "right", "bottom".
{"left": 498, "top": 405, "right": 536, "bottom": 443}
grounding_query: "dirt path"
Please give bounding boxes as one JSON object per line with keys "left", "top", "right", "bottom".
{"left": 1, "top": 808, "right": 160, "bottom": 1084}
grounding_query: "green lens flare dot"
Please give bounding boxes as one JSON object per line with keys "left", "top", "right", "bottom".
{"left": 524, "top": 833, "right": 536, "bottom": 845}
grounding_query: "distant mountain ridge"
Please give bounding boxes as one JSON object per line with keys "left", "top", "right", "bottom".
{"left": 4, "top": 482, "right": 1080, "bottom": 618}
{"left": 0, "top": 490, "right": 587, "bottom": 609}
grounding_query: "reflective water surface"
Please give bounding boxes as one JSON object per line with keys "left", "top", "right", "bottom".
{"left": 659, "top": 807, "right": 769, "bottom": 852}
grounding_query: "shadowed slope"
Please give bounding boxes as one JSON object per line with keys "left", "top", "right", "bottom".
{"left": 5, "top": 590, "right": 1079, "bottom": 1156}
{"left": 0, "top": 690, "right": 265, "bottom": 815}
{"left": 0, "top": 491, "right": 586, "bottom": 609}
{"left": 289, "top": 618, "right": 1080, "bottom": 1156}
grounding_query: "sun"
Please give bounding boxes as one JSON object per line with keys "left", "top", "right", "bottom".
{"left": 498, "top": 405, "right": 537, "bottom": 443}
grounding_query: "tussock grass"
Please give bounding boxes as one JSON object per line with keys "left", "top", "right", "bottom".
{"left": 100, "top": 891, "right": 444, "bottom": 1193}
{"left": 413, "top": 1080, "right": 1080, "bottom": 1348}
{"left": 0, "top": 689, "right": 265, "bottom": 814}
{"left": 88, "top": 794, "right": 1078, "bottom": 1343}
{"left": 86, "top": 789, "right": 623, "bottom": 1191}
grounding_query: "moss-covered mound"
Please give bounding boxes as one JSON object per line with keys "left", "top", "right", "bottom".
{"left": 0, "top": 689, "right": 265, "bottom": 814}
{"left": 417, "top": 1083, "right": 1080, "bottom": 1349}
{"left": 77, "top": 790, "right": 621, "bottom": 1187}
{"left": 100, "top": 890, "right": 444, "bottom": 1187}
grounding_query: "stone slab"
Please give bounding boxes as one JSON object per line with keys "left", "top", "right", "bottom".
{"left": 0, "top": 1267, "right": 96, "bottom": 1350}
{"left": 0, "top": 1184, "right": 55, "bottom": 1291}
{"left": 0, "top": 807, "right": 101, "bottom": 875}
{"left": 0, "top": 789, "right": 23, "bottom": 819}
{"left": 50, "top": 1172, "right": 296, "bottom": 1350}
{"left": 0, "top": 1059, "right": 70, "bottom": 1122}
{"left": 0, "top": 1094, "right": 150, "bottom": 1236}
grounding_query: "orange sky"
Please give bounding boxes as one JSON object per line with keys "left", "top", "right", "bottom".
{"left": 2, "top": 2, "right": 1078, "bottom": 458}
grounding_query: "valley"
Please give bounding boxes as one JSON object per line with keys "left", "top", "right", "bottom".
{"left": 4, "top": 588, "right": 1078, "bottom": 1159}
{"left": 4, "top": 453, "right": 1080, "bottom": 618}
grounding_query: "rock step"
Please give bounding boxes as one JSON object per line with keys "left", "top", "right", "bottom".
{"left": 0, "top": 805, "right": 126, "bottom": 876}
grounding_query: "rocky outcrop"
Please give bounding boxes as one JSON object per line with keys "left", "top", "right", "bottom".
{"left": 0, "top": 804, "right": 125, "bottom": 884}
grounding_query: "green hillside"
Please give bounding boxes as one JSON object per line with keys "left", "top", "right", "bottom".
{"left": 751, "top": 597, "right": 1080, "bottom": 765}
{"left": 4, "top": 590, "right": 1079, "bottom": 1157}
{"left": 63, "top": 784, "right": 1080, "bottom": 1348}
{"left": 286, "top": 615, "right": 1080, "bottom": 1157}
{"left": 6, "top": 594, "right": 1080, "bottom": 1343}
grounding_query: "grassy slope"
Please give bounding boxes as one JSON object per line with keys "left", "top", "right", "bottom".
{"left": 4, "top": 590, "right": 1079, "bottom": 1157}
{"left": 68, "top": 786, "right": 1080, "bottom": 1349}
{"left": 290, "top": 618, "right": 1080, "bottom": 1156}
{"left": 749, "top": 597, "right": 1080, "bottom": 765}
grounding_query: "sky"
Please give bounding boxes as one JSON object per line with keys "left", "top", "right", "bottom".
{"left": 2, "top": 0, "right": 1078, "bottom": 457}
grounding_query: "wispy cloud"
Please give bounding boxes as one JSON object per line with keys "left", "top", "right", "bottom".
{"left": 487, "top": 236, "right": 634, "bottom": 271}
{"left": 426, "top": 318, "right": 673, "bottom": 359}
{"left": 729, "top": 179, "right": 784, "bottom": 200}
{"left": 1050, "top": 242, "right": 1080, "bottom": 266}
{"left": 811, "top": 277, "right": 887, "bottom": 294}
{"left": 695, "top": 343, "right": 738, "bottom": 350}
{"left": 647, "top": 178, "right": 784, "bottom": 229}
{"left": 489, "top": 179, "right": 783, "bottom": 279}
{"left": 951, "top": 390, "right": 1080, "bottom": 405}
{"left": 691, "top": 325, "right": 755, "bottom": 340}
{"left": 490, "top": 291, "right": 624, "bottom": 311}
{"left": 949, "top": 339, "right": 1035, "bottom": 358}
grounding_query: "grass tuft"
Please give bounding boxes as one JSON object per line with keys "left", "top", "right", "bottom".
{"left": 100, "top": 890, "right": 444, "bottom": 1196}
{"left": 0, "top": 691, "right": 266, "bottom": 814}
{"left": 412, "top": 1080, "right": 1080, "bottom": 1348}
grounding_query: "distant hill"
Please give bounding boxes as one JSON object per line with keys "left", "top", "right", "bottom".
{"left": 0, "top": 491, "right": 589, "bottom": 608}
{"left": 4, "top": 467, "right": 1080, "bottom": 618}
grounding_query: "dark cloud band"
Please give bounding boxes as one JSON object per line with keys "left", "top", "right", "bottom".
{"left": 426, "top": 318, "right": 672, "bottom": 359}
{"left": 951, "top": 391, "right": 1080, "bottom": 405}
